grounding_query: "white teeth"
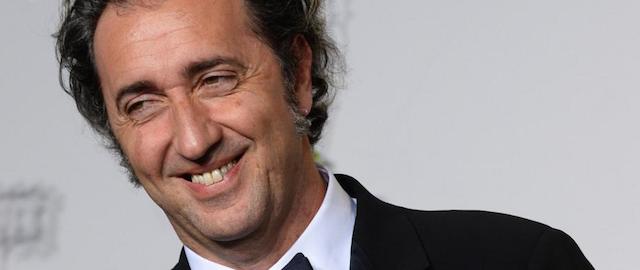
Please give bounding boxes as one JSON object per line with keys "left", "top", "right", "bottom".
{"left": 190, "top": 160, "right": 237, "bottom": 186}
{"left": 203, "top": 172, "right": 214, "bottom": 185}
{"left": 211, "top": 169, "right": 223, "bottom": 183}
{"left": 222, "top": 163, "right": 233, "bottom": 174}
{"left": 191, "top": 175, "right": 202, "bottom": 184}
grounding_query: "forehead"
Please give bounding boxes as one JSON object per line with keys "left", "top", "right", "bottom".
{"left": 93, "top": 0, "right": 258, "bottom": 86}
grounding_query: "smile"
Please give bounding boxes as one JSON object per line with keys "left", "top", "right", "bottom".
{"left": 190, "top": 159, "right": 238, "bottom": 186}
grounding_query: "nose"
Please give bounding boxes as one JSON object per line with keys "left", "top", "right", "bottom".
{"left": 171, "top": 98, "right": 221, "bottom": 161}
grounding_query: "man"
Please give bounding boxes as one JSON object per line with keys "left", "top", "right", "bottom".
{"left": 55, "top": 0, "right": 594, "bottom": 269}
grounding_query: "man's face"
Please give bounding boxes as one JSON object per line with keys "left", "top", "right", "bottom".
{"left": 93, "top": 0, "right": 312, "bottom": 245}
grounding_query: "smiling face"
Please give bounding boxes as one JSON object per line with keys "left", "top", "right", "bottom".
{"left": 93, "top": 0, "right": 324, "bottom": 263}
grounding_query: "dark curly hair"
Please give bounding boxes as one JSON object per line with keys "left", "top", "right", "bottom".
{"left": 55, "top": 0, "right": 341, "bottom": 185}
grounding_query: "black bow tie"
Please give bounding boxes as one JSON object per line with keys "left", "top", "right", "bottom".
{"left": 282, "top": 253, "right": 313, "bottom": 270}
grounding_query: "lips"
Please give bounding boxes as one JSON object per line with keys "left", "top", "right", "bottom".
{"left": 172, "top": 141, "right": 250, "bottom": 191}
{"left": 190, "top": 159, "right": 238, "bottom": 185}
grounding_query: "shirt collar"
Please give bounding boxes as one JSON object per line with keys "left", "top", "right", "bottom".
{"left": 185, "top": 165, "right": 357, "bottom": 270}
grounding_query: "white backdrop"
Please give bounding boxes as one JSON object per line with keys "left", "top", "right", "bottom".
{"left": 1, "top": 0, "right": 638, "bottom": 269}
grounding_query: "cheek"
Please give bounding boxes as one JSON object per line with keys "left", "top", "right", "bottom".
{"left": 210, "top": 91, "right": 278, "bottom": 139}
{"left": 116, "top": 116, "right": 173, "bottom": 180}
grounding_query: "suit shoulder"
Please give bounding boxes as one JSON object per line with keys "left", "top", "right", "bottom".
{"left": 406, "top": 209, "right": 550, "bottom": 237}
{"left": 402, "top": 209, "right": 593, "bottom": 269}
{"left": 404, "top": 209, "right": 553, "bottom": 263}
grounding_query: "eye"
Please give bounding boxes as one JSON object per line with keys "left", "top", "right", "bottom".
{"left": 124, "top": 96, "right": 164, "bottom": 122}
{"left": 199, "top": 72, "right": 239, "bottom": 96}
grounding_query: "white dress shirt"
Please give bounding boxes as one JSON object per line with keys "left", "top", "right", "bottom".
{"left": 185, "top": 166, "right": 357, "bottom": 270}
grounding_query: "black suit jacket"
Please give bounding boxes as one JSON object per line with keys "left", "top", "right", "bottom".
{"left": 173, "top": 174, "right": 594, "bottom": 270}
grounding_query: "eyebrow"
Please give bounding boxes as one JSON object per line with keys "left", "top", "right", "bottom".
{"left": 114, "top": 56, "right": 246, "bottom": 108}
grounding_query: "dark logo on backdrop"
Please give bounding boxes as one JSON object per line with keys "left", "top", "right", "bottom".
{"left": 0, "top": 183, "right": 63, "bottom": 269}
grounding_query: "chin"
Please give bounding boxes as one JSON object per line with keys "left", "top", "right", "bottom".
{"left": 184, "top": 194, "right": 270, "bottom": 243}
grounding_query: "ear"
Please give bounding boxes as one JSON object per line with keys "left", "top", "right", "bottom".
{"left": 292, "top": 35, "right": 313, "bottom": 116}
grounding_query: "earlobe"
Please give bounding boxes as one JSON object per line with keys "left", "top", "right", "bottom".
{"left": 292, "top": 35, "right": 313, "bottom": 116}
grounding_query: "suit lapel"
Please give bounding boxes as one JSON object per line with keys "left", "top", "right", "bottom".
{"left": 336, "top": 174, "right": 431, "bottom": 270}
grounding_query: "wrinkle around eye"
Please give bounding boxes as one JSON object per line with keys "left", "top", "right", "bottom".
{"left": 125, "top": 98, "right": 167, "bottom": 123}
{"left": 198, "top": 72, "right": 240, "bottom": 97}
